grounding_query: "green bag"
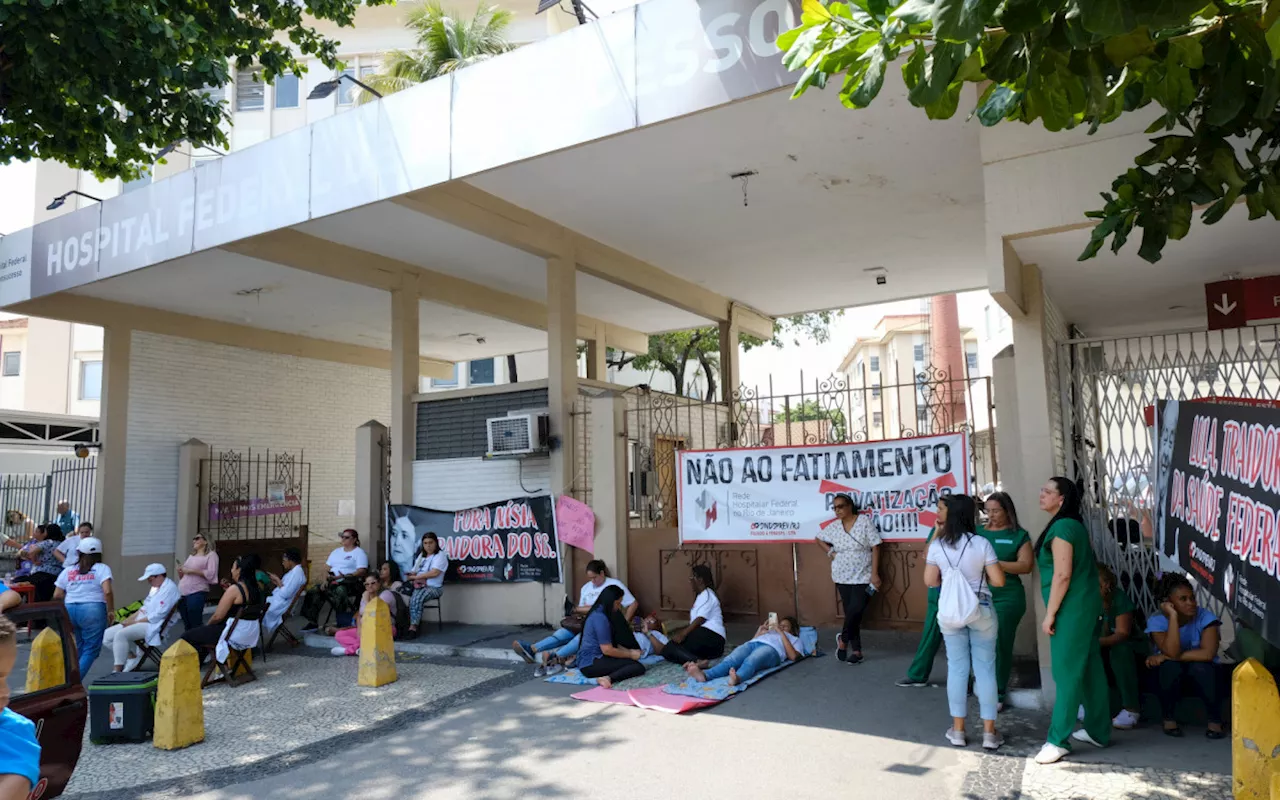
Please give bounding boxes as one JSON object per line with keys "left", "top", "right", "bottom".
{"left": 114, "top": 600, "right": 143, "bottom": 624}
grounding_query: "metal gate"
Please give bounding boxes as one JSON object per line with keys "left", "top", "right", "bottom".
{"left": 625, "top": 366, "right": 996, "bottom": 630}
{"left": 1060, "top": 324, "right": 1280, "bottom": 615}
{"left": 0, "top": 458, "right": 97, "bottom": 559}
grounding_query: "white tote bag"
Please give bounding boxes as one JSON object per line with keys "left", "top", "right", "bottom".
{"left": 936, "top": 535, "right": 982, "bottom": 631}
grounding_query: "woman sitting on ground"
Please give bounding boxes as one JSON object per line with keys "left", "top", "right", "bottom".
{"left": 331, "top": 572, "right": 400, "bottom": 656}
{"left": 512, "top": 558, "right": 638, "bottom": 676}
{"left": 1097, "top": 563, "right": 1143, "bottom": 730}
{"left": 180, "top": 555, "right": 263, "bottom": 666}
{"left": 660, "top": 564, "right": 726, "bottom": 665}
{"left": 1145, "top": 572, "right": 1225, "bottom": 739}
{"left": 686, "top": 615, "right": 810, "bottom": 686}
{"left": 577, "top": 585, "right": 646, "bottom": 689}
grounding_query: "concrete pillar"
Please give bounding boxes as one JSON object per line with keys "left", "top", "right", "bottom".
{"left": 390, "top": 280, "right": 418, "bottom": 506}
{"left": 719, "top": 319, "right": 740, "bottom": 403}
{"left": 547, "top": 254, "right": 576, "bottom": 621}
{"left": 355, "top": 420, "right": 389, "bottom": 570}
{"left": 585, "top": 339, "right": 607, "bottom": 382}
{"left": 94, "top": 326, "right": 133, "bottom": 599}
{"left": 588, "top": 393, "right": 628, "bottom": 581}
{"left": 993, "top": 348, "right": 1038, "bottom": 664}
{"left": 174, "top": 439, "right": 209, "bottom": 559}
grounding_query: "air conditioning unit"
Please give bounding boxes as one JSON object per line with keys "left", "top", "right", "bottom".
{"left": 486, "top": 413, "right": 550, "bottom": 457}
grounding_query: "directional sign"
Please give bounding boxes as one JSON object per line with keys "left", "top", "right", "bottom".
{"left": 1206, "top": 275, "right": 1280, "bottom": 331}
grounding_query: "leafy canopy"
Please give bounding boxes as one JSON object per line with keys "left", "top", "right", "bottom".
{"left": 779, "top": 0, "right": 1280, "bottom": 263}
{"left": 358, "top": 3, "right": 514, "bottom": 102}
{"left": 0, "top": 0, "right": 389, "bottom": 181}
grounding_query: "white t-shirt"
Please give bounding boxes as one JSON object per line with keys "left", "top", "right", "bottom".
{"left": 141, "top": 579, "right": 180, "bottom": 645}
{"left": 327, "top": 546, "right": 368, "bottom": 577}
{"left": 55, "top": 536, "right": 80, "bottom": 568}
{"left": 926, "top": 534, "right": 998, "bottom": 596}
{"left": 411, "top": 552, "right": 450, "bottom": 589}
{"left": 638, "top": 629, "right": 669, "bottom": 658}
{"left": 578, "top": 577, "right": 636, "bottom": 609}
{"left": 55, "top": 563, "right": 113, "bottom": 605}
{"left": 755, "top": 629, "right": 804, "bottom": 659}
{"left": 690, "top": 588, "right": 726, "bottom": 638}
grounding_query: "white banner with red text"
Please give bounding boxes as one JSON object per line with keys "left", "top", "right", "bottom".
{"left": 677, "top": 433, "right": 968, "bottom": 544}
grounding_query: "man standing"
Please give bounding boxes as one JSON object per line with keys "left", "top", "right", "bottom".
{"left": 54, "top": 500, "right": 80, "bottom": 537}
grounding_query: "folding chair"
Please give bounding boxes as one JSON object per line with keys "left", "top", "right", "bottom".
{"left": 200, "top": 604, "right": 263, "bottom": 688}
{"left": 422, "top": 595, "right": 444, "bottom": 633}
{"left": 139, "top": 601, "right": 182, "bottom": 669}
{"left": 260, "top": 589, "right": 305, "bottom": 659}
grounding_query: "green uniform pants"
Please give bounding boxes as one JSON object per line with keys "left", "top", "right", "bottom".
{"left": 1048, "top": 617, "right": 1112, "bottom": 748}
{"left": 906, "top": 587, "right": 941, "bottom": 683}
{"left": 992, "top": 590, "right": 1026, "bottom": 702}
{"left": 1104, "top": 642, "right": 1141, "bottom": 712}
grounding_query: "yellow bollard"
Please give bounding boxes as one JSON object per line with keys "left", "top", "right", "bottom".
{"left": 357, "top": 597, "right": 397, "bottom": 688}
{"left": 1233, "top": 658, "right": 1280, "bottom": 799}
{"left": 153, "top": 640, "right": 204, "bottom": 751}
{"left": 25, "top": 627, "right": 66, "bottom": 692}
{"left": 1271, "top": 772, "right": 1280, "bottom": 800}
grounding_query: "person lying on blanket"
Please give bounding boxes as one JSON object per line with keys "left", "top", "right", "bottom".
{"left": 577, "top": 585, "right": 647, "bottom": 690}
{"left": 686, "top": 616, "right": 810, "bottom": 686}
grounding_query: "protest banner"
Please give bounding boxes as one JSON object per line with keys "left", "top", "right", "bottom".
{"left": 386, "top": 495, "right": 561, "bottom": 584}
{"left": 677, "top": 432, "right": 967, "bottom": 544}
{"left": 1156, "top": 398, "right": 1280, "bottom": 645}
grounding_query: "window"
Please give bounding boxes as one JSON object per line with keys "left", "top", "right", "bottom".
{"left": 121, "top": 169, "right": 151, "bottom": 195}
{"left": 80, "top": 360, "right": 103, "bottom": 400}
{"left": 871, "top": 383, "right": 881, "bottom": 399}
{"left": 468, "top": 358, "right": 495, "bottom": 386}
{"left": 966, "top": 351, "right": 980, "bottom": 376}
{"left": 869, "top": 355, "right": 880, "bottom": 372}
{"left": 274, "top": 73, "right": 300, "bottom": 108}
{"left": 198, "top": 83, "right": 226, "bottom": 104}
{"left": 337, "top": 68, "right": 356, "bottom": 105}
{"left": 431, "top": 363, "right": 459, "bottom": 388}
{"left": 853, "top": 358, "right": 862, "bottom": 376}
{"left": 913, "top": 343, "right": 925, "bottom": 363}
{"left": 235, "top": 69, "right": 264, "bottom": 111}
{"left": 2, "top": 352, "right": 19, "bottom": 377}
{"left": 872, "top": 411, "right": 883, "bottom": 427}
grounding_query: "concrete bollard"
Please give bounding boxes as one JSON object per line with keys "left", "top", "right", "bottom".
{"left": 1232, "top": 658, "right": 1280, "bottom": 799}
{"left": 153, "top": 640, "right": 204, "bottom": 751}
{"left": 25, "top": 627, "right": 65, "bottom": 691}
{"left": 357, "top": 597, "right": 397, "bottom": 688}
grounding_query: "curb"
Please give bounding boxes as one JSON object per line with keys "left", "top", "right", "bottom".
{"left": 302, "top": 632, "right": 526, "bottom": 663}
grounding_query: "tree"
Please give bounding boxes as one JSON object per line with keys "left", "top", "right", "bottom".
{"left": 357, "top": 3, "right": 514, "bottom": 101}
{"left": 772, "top": 399, "right": 848, "bottom": 440}
{"left": 779, "top": 0, "right": 1280, "bottom": 263}
{"left": 0, "top": 0, "right": 388, "bottom": 181}
{"left": 608, "top": 311, "right": 842, "bottom": 400}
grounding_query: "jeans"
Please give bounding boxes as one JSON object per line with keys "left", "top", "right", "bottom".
{"left": 1157, "top": 660, "right": 1223, "bottom": 725}
{"left": 705, "top": 640, "right": 782, "bottom": 682}
{"left": 180, "top": 592, "right": 207, "bottom": 631}
{"left": 534, "top": 627, "right": 581, "bottom": 659}
{"left": 836, "top": 583, "right": 870, "bottom": 653}
{"left": 941, "top": 603, "right": 999, "bottom": 721}
{"left": 66, "top": 602, "right": 107, "bottom": 679}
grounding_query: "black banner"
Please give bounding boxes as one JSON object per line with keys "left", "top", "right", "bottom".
{"left": 386, "top": 496, "right": 561, "bottom": 584}
{"left": 1156, "top": 398, "right": 1280, "bottom": 645}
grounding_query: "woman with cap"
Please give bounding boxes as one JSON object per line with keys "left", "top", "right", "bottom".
{"left": 52, "top": 537, "right": 115, "bottom": 678}
{"left": 101, "top": 563, "right": 180, "bottom": 672}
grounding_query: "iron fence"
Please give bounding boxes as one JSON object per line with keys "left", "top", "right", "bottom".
{"left": 0, "top": 457, "right": 97, "bottom": 557}
{"left": 198, "top": 448, "right": 310, "bottom": 543}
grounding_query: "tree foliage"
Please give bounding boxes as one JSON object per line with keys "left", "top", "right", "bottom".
{"left": 357, "top": 3, "right": 514, "bottom": 102}
{"left": 779, "top": 0, "right": 1280, "bottom": 263}
{"left": 609, "top": 311, "right": 842, "bottom": 400}
{"left": 0, "top": 0, "right": 388, "bottom": 180}
{"left": 772, "top": 399, "right": 848, "bottom": 438}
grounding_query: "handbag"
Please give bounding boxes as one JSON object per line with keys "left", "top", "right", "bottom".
{"left": 559, "top": 615, "right": 585, "bottom": 635}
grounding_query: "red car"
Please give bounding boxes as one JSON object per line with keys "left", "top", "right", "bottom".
{"left": 7, "top": 602, "right": 86, "bottom": 799}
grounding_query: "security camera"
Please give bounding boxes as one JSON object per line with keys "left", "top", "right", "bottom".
{"left": 876, "top": 275, "right": 887, "bottom": 286}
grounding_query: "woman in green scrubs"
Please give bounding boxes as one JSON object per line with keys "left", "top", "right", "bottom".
{"left": 1034, "top": 476, "right": 1111, "bottom": 765}
{"left": 897, "top": 498, "right": 946, "bottom": 688}
{"left": 979, "top": 491, "right": 1033, "bottom": 709}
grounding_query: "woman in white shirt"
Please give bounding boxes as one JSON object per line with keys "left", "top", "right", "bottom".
{"left": 301, "top": 529, "right": 369, "bottom": 631}
{"left": 924, "top": 494, "right": 1006, "bottom": 751}
{"left": 814, "top": 493, "right": 882, "bottom": 665}
{"left": 404, "top": 532, "right": 449, "bottom": 639}
{"left": 686, "top": 615, "right": 811, "bottom": 685}
{"left": 102, "top": 564, "right": 180, "bottom": 672}
{"left": 660, "top": 564, "right": 726, "bottom": 665}
{"left": 52, "top": 537, "right": 115, "bottom": 678}
{"left": 263, "top": 548, "right": 308, "bottom": 635}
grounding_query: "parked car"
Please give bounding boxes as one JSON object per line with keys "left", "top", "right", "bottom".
{"left": 7, "top": 602, "right": 86, "bottom": 799}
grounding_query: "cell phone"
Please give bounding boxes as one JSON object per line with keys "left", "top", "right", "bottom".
{"left": 767, "top": 612, "right": 778, "bottom": 629}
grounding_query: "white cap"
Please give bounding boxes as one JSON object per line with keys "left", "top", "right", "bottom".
{"left": 76, "top": 537, "right": 103, "bottom": 554}
{"left": 138, "top": 563, "right": 166, "bottom": 580}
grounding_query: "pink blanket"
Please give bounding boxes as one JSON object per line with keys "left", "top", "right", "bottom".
{"left": 569, "top": 686, "right": 719, "bottom": 714}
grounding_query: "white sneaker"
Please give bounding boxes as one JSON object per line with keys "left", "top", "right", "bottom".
{"left": 330, "top": 646, "right": 346, "bottom": 656}
{"left": 1071, "top": 728, "right": 1106, "bottom": 748}
{"left": 1077, "top": 704, "right": 1086, "bottom": 722}
{"left": 944, "top": 728, "right": 967, "bottom": 747}
{"left": 1034, "top": 742, "right": 1071, "bottom": 764}
{"left": 982, "top": 732, "right": 1004, "bottom": 751}
{"left": 1112, "top": 709, "right": 1139, "bottom": 729}
{"left": 123, "top": 652, "right": 143, "bottom": 673}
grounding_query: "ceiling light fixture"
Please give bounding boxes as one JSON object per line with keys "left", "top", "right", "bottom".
{"left": 235, "top": 287, "right": 268, "bottom": 297}
{"left": 730, "top": 170, "right": 758, "bottom": 207}
{"left": 308, "top": 73, "right": 383, "bottom": 101}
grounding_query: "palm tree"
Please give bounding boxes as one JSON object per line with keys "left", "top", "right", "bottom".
{"left": 357, "top": 2, "right": 514, "bottom": 102}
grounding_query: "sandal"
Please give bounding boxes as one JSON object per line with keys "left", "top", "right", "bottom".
{"left": 1162, "top": 724, "right": 1184, "bottom": 738}
{"left": 1206, "top": 728, "right": 1226, "bottom": 740}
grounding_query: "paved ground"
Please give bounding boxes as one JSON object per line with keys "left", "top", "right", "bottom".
{"left": 50, "top": 628, "right": 1231, "bottom": 800}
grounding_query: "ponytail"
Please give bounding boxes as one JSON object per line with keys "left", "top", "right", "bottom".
{"left": 1034, "top": 477, "right": 1083, "bottom": 556}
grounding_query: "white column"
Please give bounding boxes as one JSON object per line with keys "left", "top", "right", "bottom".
{"left": 719, "top": 319, "right": 740, "bottom": 403}
{"left": 174, "top": 438, "right": 210, "bottom": 559}
{"left": 390, "top": 279, "right": 418, "bottom": 506}
{"left": 547, "top": 254, "right": 577, "bottom": 620}
{"left": 588, "top": 393, "right": 627, "bottom": 581}
{"left": 93, "top": 326, "right": 134, "bottom": 599}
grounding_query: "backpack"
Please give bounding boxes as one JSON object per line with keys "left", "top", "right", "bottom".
{"left": 936, "top": 535, "right": 983, "bottom": 631}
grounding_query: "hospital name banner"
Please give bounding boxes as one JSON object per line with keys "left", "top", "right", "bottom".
{"left": 1156, "top": 398, "right": 1280, "bottom": 646}
{"left": 386, "top": 496, "right": 561, "bottom": 585}
{"left": 678, "top": 433, "right": 967, "bottom": 544}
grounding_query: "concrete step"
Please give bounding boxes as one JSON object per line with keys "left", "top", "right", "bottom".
{"left": 303, "top": 631, "right": 527, "bottom": 662}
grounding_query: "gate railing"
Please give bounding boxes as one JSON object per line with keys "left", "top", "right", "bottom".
{"left": 198, "top": 448, "right": 311, "bottom": 543}
{"left": 0, "top": 458, "right": 97, "bottom": 557}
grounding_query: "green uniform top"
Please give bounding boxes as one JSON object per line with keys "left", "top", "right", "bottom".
{"left": 1103, "top": 586, "right": 1145, "bottom": 644}
{"left": 978, "top": 525, "right": 1031, "bottom": 598}
{"left": 1036, "top": 517, "right": 1102, "bottom": 621}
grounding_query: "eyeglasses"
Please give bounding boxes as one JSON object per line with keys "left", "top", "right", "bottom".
{"left": 341, "top": 535, "right": 353, "bottom": 540}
